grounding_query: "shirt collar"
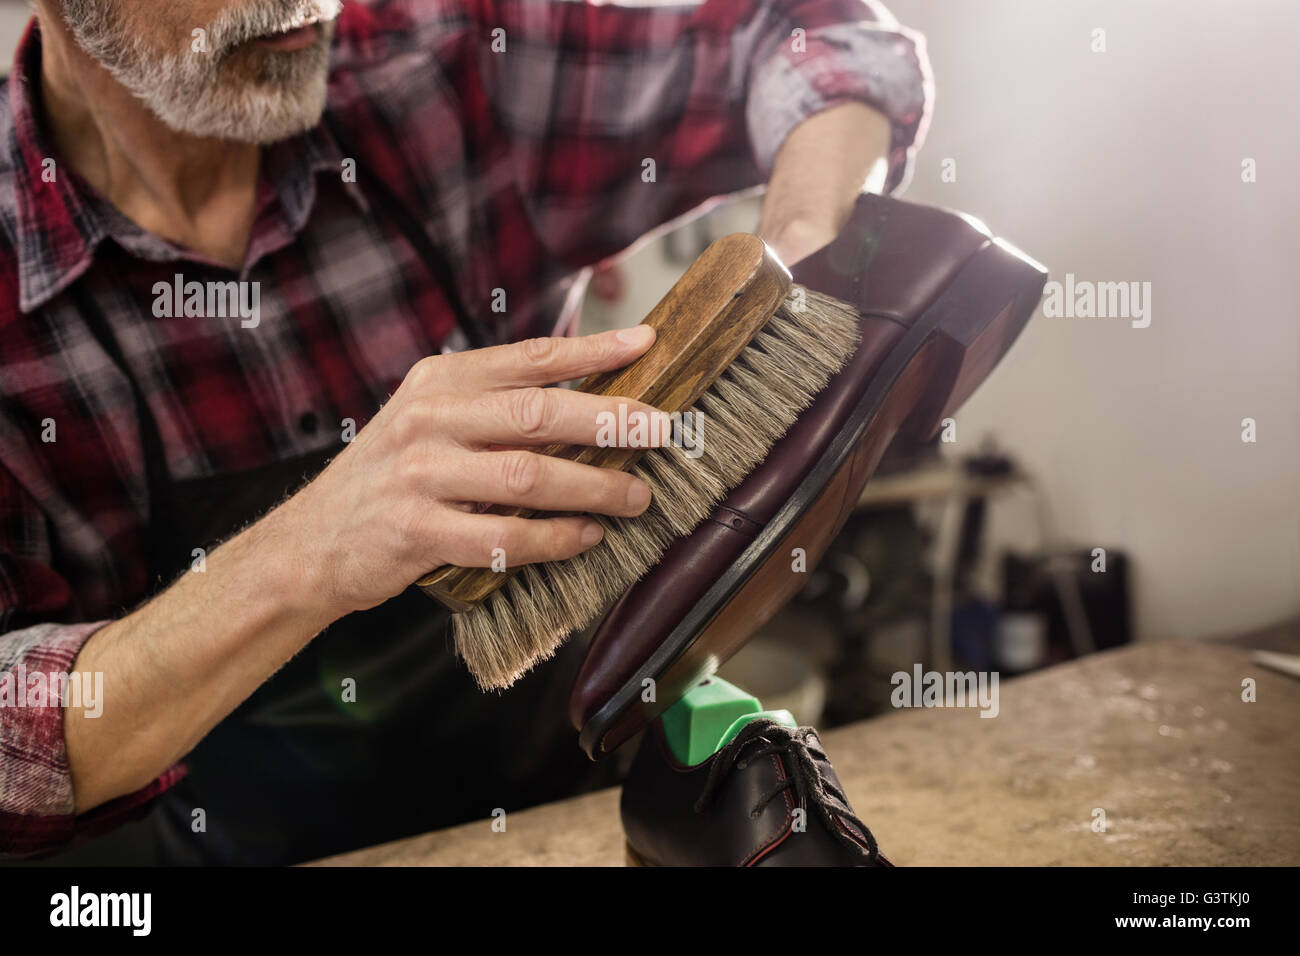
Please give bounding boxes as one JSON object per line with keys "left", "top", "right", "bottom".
{"left": 9, "top": 18, "right": 105, "bottom": 313}
{"left": 7, "top": 17, "right": 360, "bottom": 312}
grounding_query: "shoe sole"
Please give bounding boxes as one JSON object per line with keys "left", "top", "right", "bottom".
{"left": 579, "top": 238, "right": 1047, "bottom": 758}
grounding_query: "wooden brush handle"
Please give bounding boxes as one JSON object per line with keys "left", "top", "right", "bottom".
{"left": 417, "top": 233, "right": 792, "bottom": 613}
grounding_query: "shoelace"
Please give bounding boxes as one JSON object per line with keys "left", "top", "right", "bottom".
{"left": 694, "top": 721, "right": 883, "bottom": 863}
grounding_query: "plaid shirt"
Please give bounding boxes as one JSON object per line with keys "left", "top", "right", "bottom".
{"left": 0, "top": 0, "right": 929, "bottom": 856}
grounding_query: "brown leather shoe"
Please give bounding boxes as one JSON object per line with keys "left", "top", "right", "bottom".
{"left": 571, "top": 194, "right": 1047, "bottom": 758}
{"left": 622, "top": 714, "right": 892, "bottom": 867}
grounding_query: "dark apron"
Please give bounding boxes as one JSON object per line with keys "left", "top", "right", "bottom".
{"left": 144, "top": 448, "right": 611, "bottom": 865}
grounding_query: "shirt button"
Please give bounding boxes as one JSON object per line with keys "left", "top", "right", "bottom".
{"left": 298, "top": 411, "right": 319, "bottom": 435}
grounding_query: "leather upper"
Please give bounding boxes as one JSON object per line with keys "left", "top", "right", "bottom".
{"left": 790, "top": 193, "right": 990, "bottom": 324}
{"left": 620, "top": 718, "right": 888, "bottom": 867}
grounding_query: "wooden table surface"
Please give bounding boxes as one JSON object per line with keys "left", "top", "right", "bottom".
{"left": 313, "top": 638, "right": 1300, "bottom": 866}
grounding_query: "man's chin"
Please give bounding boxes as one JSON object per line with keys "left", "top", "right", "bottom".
{"left": 157, "top": 47, "right": 333, "bottom": 143}
{"left": 148, "top": 71, "right": 330, "bottom": 144}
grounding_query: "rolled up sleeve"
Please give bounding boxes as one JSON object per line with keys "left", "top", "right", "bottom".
{"left": 745, "top": 1, "right": 931, "bottom": 191}
{"left": 1, "top": 470, "right": 183, "bottom": 858}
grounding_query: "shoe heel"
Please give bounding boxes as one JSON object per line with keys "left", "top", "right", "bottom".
{"left": 900, "top": 239, "right": 1047, "bottom": 442}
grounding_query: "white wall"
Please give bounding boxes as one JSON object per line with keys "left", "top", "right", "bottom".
{"left": 885, "top": 0, "right": 1300, "bottom": 640}
{"left": 0, "top": 2, "right": 29, "bottom": 76}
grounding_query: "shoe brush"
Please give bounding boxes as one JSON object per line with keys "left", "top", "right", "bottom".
{"left": 418, "top": 234, "right": 861, "bottom": 690}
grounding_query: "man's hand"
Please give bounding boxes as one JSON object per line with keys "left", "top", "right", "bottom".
{"left": 66, "top": 324, "right": 662, "bottom": 811}
{"left": 277, "top": 325, "right": 665, "bottom": 618}
{"left": 757, "top": 101, "right": 893, "bottom": 267}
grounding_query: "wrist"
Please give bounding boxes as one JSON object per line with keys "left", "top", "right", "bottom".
{"left": 235, "top": 497, "right": 343, "bottom": 633}
{"left": 758, "top": 101, "right": 892, "bottom": 266}
{"left": 759, "top": 215, "right": 841, "bottom": 268}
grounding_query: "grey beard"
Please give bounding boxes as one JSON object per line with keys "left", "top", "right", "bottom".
{"left": 59, "top": 0, "right": 343, "bottom": 144}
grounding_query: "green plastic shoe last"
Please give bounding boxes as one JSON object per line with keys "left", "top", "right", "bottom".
{"left": 659, "top": 676, "right": 798, "bottom": 766}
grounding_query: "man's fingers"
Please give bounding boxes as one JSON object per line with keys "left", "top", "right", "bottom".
{"left": 438, "top": 513, "right": 605, "bottom": 569}
{"left": 449, "top": 387, "right": 672, "bottom": 448}
{"left": 445, "top": 450, "right": 651, "bottom": 517}
{"left": 452, "top": 325, "right": 655, "bottom": 390}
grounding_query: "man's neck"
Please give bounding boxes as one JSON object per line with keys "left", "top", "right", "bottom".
{"left": 36, "top": 14, "right": 260, "bottom": 270}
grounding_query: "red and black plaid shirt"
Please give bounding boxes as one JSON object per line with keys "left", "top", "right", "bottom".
{"left": 0, "top": 0, "right": 929, "bottom": 856}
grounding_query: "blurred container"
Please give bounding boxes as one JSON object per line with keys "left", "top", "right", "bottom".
{"left": 997, "top": 611, "right": 1048, "bottom": 672}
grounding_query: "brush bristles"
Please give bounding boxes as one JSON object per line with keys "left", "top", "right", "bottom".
{"left": 456, "top": 287, "right": 862, "bottom": 690}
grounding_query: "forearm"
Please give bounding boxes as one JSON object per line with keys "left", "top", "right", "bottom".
{"left": 60, "top": 325, "right": 662, "bottom": 815}
{"left": 758, "top": 101, "right": 893, "bottom": 266}
{"left": 64, "top": 500, "right": 336, "bottom": 812}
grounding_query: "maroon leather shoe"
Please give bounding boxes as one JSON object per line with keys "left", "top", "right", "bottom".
{"left": 571, "top": 194, "right": 1048, "bottom": 758}
{"left": 622, "top": 716, "right": 892, "bottom": 867}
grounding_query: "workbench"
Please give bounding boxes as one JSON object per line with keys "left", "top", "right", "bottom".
{"left": 313, "top": 639, "right": 1299, "bottom": 866}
